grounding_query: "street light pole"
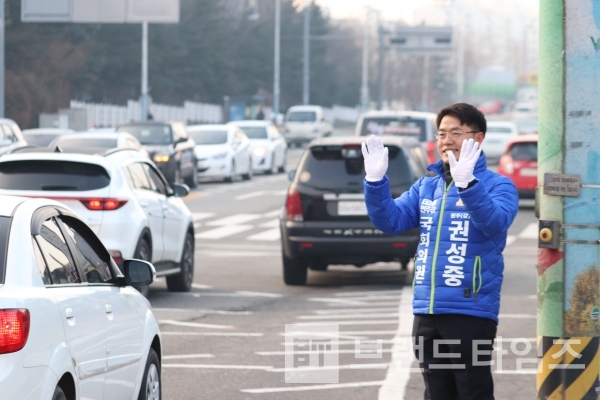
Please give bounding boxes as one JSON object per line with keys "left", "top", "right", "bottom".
{"left": 360, "top": 10, "right": 370, "bottom": 112}
{"left": 273, "top": 0, "right": 281, "bottom": 120}
{"left": 302, "top": 0, "right": 311, "bottom": 105}
{"left": 141, "top": 21, "right": 148, "bottom": 121}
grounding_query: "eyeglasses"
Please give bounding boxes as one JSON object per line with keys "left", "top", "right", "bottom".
{"left": 435, "top": 130, "right": 478, "bottom": 141}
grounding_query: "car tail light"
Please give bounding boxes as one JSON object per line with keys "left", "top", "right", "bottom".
{"left": 499, "top": 155, "right": 514, "bottom": 175}
{"left": 286, "top": 189, "right": 303, "bottom": 221}
{"left": 426, "top": 141, "right": 436, "bottom": 164}
{"left": 80, "top": 198, "right": 128, "bottom": 211}
{"left": 0, "top": 309, "right": 30, "bottom": 354}
{"left": 393, "top": 242, "right": 407, "bottom": 248}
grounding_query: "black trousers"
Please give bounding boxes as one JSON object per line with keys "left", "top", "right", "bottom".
{"left": 412, "top": 314, "right": 497, "bottom": 400}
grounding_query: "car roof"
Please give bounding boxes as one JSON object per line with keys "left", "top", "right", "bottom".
{"left": 0, "top": 195, "right": 27, "bottom": 217}
{"left": 187, "top": 124, "right": 231, "bottom": 131}
{"left": 22, "top": 128, "right": 74, "bottom": 135}
{"left": 55, "top": 132, "right": 126, "bottom": 140}
{"left": 359, "top": 110, "right": 436, "bottom": 119}
{"left": 227, "top": 120, "right": 272, "bottom": 127}
{"left": 118, "top": 121, "right": 179, "bottom": 127}
{"left": 507, "top": 134, "right": 538, "bottom": 144}
{"left": 0, "top": 148, "right": 146, "bottom": 166}
{"left": 287, "top": 105, "right": 323, "bottom": 111}
{"left": 307, "top": 135, "right": 419, "bottom": 147}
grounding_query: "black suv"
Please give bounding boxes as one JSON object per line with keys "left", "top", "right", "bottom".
{"left": 280, "top": 136, "right": 429, "bottom": 285}
{"left": 117, "top": 121, "right": 198, "bottom": 187}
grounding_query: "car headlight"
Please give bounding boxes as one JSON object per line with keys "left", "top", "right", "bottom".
{"left": 153, "top": 155, "right": 170, "bottom": 163}
{"left": 253, "top": 147, "right": 268, "bottom": 157}
{"left": 212, "top": 152, "right": 228, "bottom": 159}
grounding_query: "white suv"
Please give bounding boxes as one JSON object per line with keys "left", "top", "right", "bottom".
{"left": 282, "top": 105, "right": 333, "bottom": 146}
{"left": 0, "top": 149, "right": 195, "bottom": 294}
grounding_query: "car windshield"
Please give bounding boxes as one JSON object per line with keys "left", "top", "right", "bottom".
{"left": 237, "top": 127, "right": 268, "bottom": 139}
{"left": 189, "top": 130, "right": 228, "bottom": 144}
{"left": 299, "top": 145, "right": 413, "bottom": 190}
{"left": 359, "top": 117, "right": 427, "bottom": 142}
{"left": 487, "top": 127, "right": 513, "bottom": 134}
{"left": 0, "top": 216, "right": 9, "bottom": 284}
{"left": 510, "top": 142, "right": 537, "bottom": 161}
{"left": 118, "top": 125, "right": 173, "bottom": 145}
{"left": 287, "top": 111, "right": 316, "bottom": 122}
{"left": 0, "top": 160, "right": 110, "bottom": 191}
{"left": 55, "top": 138, "right": 117, "bottom": 149}
{"left": 23, "top": 134, "right": 60, "bottom": 146}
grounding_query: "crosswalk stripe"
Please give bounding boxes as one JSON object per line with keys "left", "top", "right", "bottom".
{"left": 206, "top": 214, "right": 262, "bottom": 226}
{"left": 258, "top": 219, "right": 279, "bottom": 228}
{"left": 195, "top": 225, "right": 253, "bottom": 239}
{"left": 518, "top": 222, "right": 538, "bottom": 239}
{"left": 247, "top": 228, "right": 280, "bottom": 241}
{"left": 192, "top": 212, "right": 215, "bottom": 221}
{"left": 235, "top": 191, "right": 267, "bottom": 200}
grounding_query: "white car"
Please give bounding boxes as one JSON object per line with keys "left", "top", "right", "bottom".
{"left": 281, "top": 105, "right": 333, "bottom": 147}
{"left": 482, "top": 121, "right": 519, "bottom": 163}
{"left": 22, "top": 128, "right": 75, "bottom": 147}
{"left": 228, "top": 120, "right": 287, "bottom": 174}
{"left": 187, "top": 124, "right": 253, "bottom": 182}
{"left": 0, "top": 195, "right": 161, "bottom": 400}
{"left": 50, "top": 131, "right": 149, "bottom": 158}
{"left": 0, "top": 150, "right": 195, "bottom": 295}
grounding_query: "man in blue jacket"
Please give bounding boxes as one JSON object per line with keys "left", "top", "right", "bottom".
{"left": 362, "top": 103, "right": 518, "bottom": 400}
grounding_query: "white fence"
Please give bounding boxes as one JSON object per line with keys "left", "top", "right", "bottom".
{"left": 70, "top": 99, "right": 223, "bottom": 128}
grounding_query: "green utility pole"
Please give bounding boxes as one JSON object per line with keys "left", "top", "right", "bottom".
{"left": 537, "top": 0, "right": 600, "bottom": 398}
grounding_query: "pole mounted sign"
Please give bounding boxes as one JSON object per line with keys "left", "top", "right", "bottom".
{"left": 21, "top": 0, "right": 179, "bottom": 23}
{"left": 389, "top": 27, "right": 454, "bottom": 53}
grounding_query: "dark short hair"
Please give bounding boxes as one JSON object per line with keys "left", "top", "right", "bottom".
{"left": 436, "top": 103, "right": 487, "bottom": 136}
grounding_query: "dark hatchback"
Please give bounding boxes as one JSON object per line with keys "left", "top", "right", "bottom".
{"left": 117, "top": 121, "right": 198, "bottom": 187}
{"left": 280, "top": 136, "right": 429, "bottom": 285}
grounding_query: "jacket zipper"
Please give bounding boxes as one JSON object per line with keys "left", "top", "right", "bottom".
{"left": 472, "top": 255, "right": 482, "bottom": 301}
{"left": 429, "top": 181, "right": 452, "bottom": 314}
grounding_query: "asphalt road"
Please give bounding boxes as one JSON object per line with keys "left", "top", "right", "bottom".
{"left": 145, "top": 131, "right": 539, "bottom": 400}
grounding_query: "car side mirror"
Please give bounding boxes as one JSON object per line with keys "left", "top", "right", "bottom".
{"left": 123, "top": 259, "right": 155, "bottom": 286}
{"left": 171, "top": 183, "right": 190, "bottom": 197}
{"left": 287, "top": 171, "right": 295, "bottom": 181}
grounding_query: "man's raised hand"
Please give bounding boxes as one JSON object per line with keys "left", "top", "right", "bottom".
{"left": 361, "top": 135, "right": 388, "bottom": 182}
{"left": 447, "top": 138, "right": 481, "bottom": 188}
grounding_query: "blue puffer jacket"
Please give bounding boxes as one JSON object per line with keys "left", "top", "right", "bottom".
{"left": 364, "top": 153, "right": 518, "bottom": 323}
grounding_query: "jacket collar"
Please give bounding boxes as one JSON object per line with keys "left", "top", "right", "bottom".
{"left": 427, "top": 151, "right": 488, "bottom": 178}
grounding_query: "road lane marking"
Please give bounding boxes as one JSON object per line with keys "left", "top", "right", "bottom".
{"left": 163, "top": 354, "right": 214, "bottom": 360}
{"left": 161, "top": 332, "right": 263, "bottom": 337}
{"left": 268, "top": 363, "right": 389, "bottom": 372}
{"left": 297, "top": 313, "right": 400, "bottom": 320}
{"left": 159, "top": 320, "right": 234, "bottom": 330}
{"left": 506, "top": 235, "right": 517, "bottom": 246}
{"left": 247, "top": 228, "right": 280, "bottom": 241}
{"left": 334, "top": 290, "right": 402, "bottom": 297}
{"left": 258, "top": 219, "right": 279, "bottom": 228}
{"left": 262, "top": 209, "right": 281, "bottom": 218}
{"left": 197, "top": 250, "right": 278, "bottom": 257}
{"left": 195, "top": 225, "right": 253, "bottom": 239}
{"left": 378, "top": 286, "right": 413, "bottom": 400}
{"left": 318, "top": 302, "right": 403, "bottom": 307}
{"left": 241, "top": 380, "right": 386, "bottom": 393}
{"left": 191, "top": 283, "right": 213, "bottom": 289}
{"left": 192, "top": 212, "right": 215, "bottom": 221}
{"left": 152, "top": 308, "right": 253, "bottom": 315}
{"left": 235, "top": 191, "right": 267, "bottom": 200}
{"left": 235, "top": 291, "right": 284, "bottom": 298}
{"left": 292, "top": 320, "right": 399, "bottom": 326}
{"left": 164, "top": 364, "right": 272, "bottom": 370}
{"left": 313, "top": 308, "right": 399, "bottom": 314}
{"left": 518, "top": 222, "right": 538, "bottom": 239}
{"left": 206, "top": 214, "right": 262, "bottom": 226}
{"left": 256, "top": 349, "right": 393, "bottom": 356}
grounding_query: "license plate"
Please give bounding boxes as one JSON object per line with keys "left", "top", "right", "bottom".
{"left": 338, "top": 201, "right": 368, "bottom": 216}
{"left": 519, "top": 168, "right": 537, "bottom": 177}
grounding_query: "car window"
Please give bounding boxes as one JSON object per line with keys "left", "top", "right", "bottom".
{"left": 359, "top": 117, "right": 427, "bottom": 142}
{"left": 10, "top": 123, "right": 24, "bottom": 141}
{"left": 35, "top": 218, "right": 80, "bottom": 285}
{"left": 143, "top": 163, "right": 168, "bottom": 195}
{"left": 1, "top": 124, "right": 15, "bottom": 142}
{"left": 287, "top": 111, "right": 316, "bottom": 122}
{"left": 118, "top": 125, "right": 173, "bottom": 145}
{"left": 32, "top": 238, "right": 51, "bottom": 285}
{"left": 0, "top": 216, "right": 10, "bottom": 284}
{"left": 59, "top": 216, "right": 113, "bottom": 284}
{"left": 22, "top": 133, "right": 59, "bottom": 146}
{"left": 509, "top": 142, "right": 537, "bottom": 161}
{"left": 487, "top": 126, "right": 514, "bottom": 134}
{"left": 299, "top": 144, "right": 413, "bottom": 190}
{"left": 238, "top": 126, "right": 268, "bottom": 139}
{"left": 0, "top": 160, "right": 110, "bottom": 191}
{"left": 126, "top": 163, "right": 152, "bottom": 190}
{"left": 189, "top": 129, "right": 228, "bottom": 144}
{"left": 234, "top": 129, "right": 246, "bottom": 141}
{"left": 410, "top": 145, "right": 429, "bottom": 173}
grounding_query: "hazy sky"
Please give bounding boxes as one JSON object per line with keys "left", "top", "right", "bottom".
{"left": 313, "top": 0, "right": 538, "bottom": 23}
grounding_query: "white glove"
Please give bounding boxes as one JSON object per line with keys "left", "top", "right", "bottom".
{"left": 361, "top": 135, "right": 388, "bottom": 182}
{"left": 447, "top": 138, "right": 482, "bottom": 188}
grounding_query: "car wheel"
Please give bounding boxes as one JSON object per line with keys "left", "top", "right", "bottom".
{"left": 166, "top": 230, "right": 194, "bottom": 292}
{"left": 278, "top": 152, "right": 286, "bottom": 173}
{"left": 242, "top": 158, "right": 253, "bottom": 180}
{"left": 133, "top": 236, "right": 151, "bottom": 297}
{"left": 138, "top": 348, "right": 161, "bottom": 400}
{"left": 224, "top": 160, "right": 235, "bottom": 183}
{"left": 52, "top": 386, "right": 67, "bottom": 400}
{"left": 185, "top": 167, "right": 198, "bottom": 188}
{"left": 282, "top": 254, "right": 307, "bottom": 285}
